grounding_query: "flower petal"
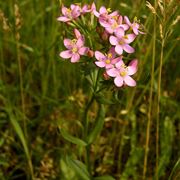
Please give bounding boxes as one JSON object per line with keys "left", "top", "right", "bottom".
{"left": 93, "top": 10, "right": 100, "bottom": 17}
{"left": 71, "top": 53, "right": 80, "bottom": 63}
{"left": 64, "top": 39, "right": 72, "bottom": 49}
{"left": 109, "top": 11, "right": 119, "bottom": 17}
{"left": 115, "top": 45, "right": 123, "bottom": 55}
{"left": 95, "top": 51, "right": 105, "bottom": 61}
{"left": 109, "top": 36, "right": 118, "bottom": 45}
{"left": 60, "top": 50, "right": 72, "bottom": 59}
{"left": 115, "top": 60, "right": 124, "bottom": 69}
{"left": 62, "top": 7, "right": 68, "bottom": 16}
{"left": 108, "top": 47, "right": 116, "bottom": 58}
{"left": 119, "top": 24, "right": 129, "bottom": 31}
{"left": 115, "top": 27, "right": 124, "bottom": 38}
{"left": 105, "top": 27, "right": 114, "bottom": 34}
{"left": 127, "top": 59, "right": 138, "bottom": 75}
{"left": 76, "top": 38, "right": 84, "bottom": 48}
{"left": 74, "top": 29, "right": 81, "bottom": 39}
{"left": 79, "top": 47, "right": 88, "bottom": 55}
{"left": 114, "top": 76, "right": 123, "bottom": 87}
{"left": 123, "top": 44, "right": 135, "bottom": 53}
{"left": 105, "top": 64, "right": 114, "bottom": 69}
{"left": 124, "top": 16, "right": 131, "bottom": 26}
{"left": 99, "top": 6, "right": 107, "bottom": 14}
{"left": 124, "top": 34, "right": 136, "bottom": 44}
{"left": 111, "top": 57, "right": 122, "bottom": 64}
{"left": 106, "top": 68, "right": 118, "bottom": 77}
{"left": 133, "top": 27, "right": 139, "bottom": 35}
{"left": 95, "top": 61, "right": 105, "bottom": 68}
{"left": 124, "top": 76, "right": 136, "bottom": 86}
{"left": 57, "top": 16, "right": 70, "bottom": 22}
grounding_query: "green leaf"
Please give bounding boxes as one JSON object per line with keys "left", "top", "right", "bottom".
{"left": 95, "top": 95, "right": 114, "bottom": 105}
{"left": 5, "top": 104, "right": 34, "bottom": 176}
{"left": 8, "top": 111, "right": 30, "bottom": 162}
{"left": 87, "top": 104, "right": 105, "bottom": 144}
{"left": 93, "top": 175, "right": 115, "bottom": 180}
{"left": 60, "top": 128, "right": 87, "bottom": 146}
{"left": 65, "top": 156, "right": 91, "bottom": 180}
{"left": 168, "top": 158, "right": 180, "bottom": 180}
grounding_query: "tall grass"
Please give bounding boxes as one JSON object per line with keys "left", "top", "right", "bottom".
{"left": 0, "top": 0, "right": 179, "bottom": 179}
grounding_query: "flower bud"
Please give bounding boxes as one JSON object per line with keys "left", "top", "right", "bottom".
{"left": 101, "top": 30, "right": 109, "bottom": 41}
{"left": 87, "top": 49, "right": 94, "bottom": 57}
{"left": 103, "top": 71, "right": 110, "bottom": 80}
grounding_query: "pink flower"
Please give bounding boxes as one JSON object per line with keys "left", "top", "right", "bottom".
{"left": 60, "top": 35, "right": 89, "bottom": 63}
{"left": 81, "top": 3, "right": 96, "bottom": 14}
{"left": 104, "top": 16, "right": 129, "bottom": 34}
{"left": 74, "top": 28, "right": 85, "bottom": 41}
{"left": 94, "top": 6, "right": 119, "bottom": 27}
{"left": 95, "top": 47, "right": 121, "bottom": 69}
{"left": 107, "top": 59, "right": 138, "bottom": 87}
{"left": 57, "top": 4, "right": 81, "bottom": 22}
{"left": 109, "top": 27, "right": 136, "bottom": 55}
{"left": 124, "top": 16, "right": 144, "bottom": 35}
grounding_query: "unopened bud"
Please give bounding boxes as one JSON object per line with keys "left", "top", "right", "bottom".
{"left": 87, "top": 49, "right": 94, "bottom": 57}
{"left": 103, "top": 71, "right": 110, "bottom": 80}
{"left": 101, "top": 30, "right": 109, "bottom": 41}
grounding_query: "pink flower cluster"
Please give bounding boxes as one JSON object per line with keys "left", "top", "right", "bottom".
{"left": 58, "top": 3, "right": 143, "bottom": 87}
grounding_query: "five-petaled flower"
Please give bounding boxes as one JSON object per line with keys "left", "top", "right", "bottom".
{"left": 95, "top": 48, "right": 121, "bottom": 69}
{"left": 124, "top": 16, "right": 144, "bottom": 35}
{"left": 60, "top": 36, "right": 89, "bottom": 63}
{"left": 57, "top": 4, "right": 81, "bottom": 22}
{"left": 107, "top": 59, "right": 138, "bottom": 87}
{"left": 109, "top": 27, "right": 136, "bottom": 55}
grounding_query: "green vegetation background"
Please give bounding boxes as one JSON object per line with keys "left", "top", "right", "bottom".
{"left": 0, "top": 0, "right": 179, "bottom": 179}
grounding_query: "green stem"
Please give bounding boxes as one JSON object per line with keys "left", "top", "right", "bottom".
{"left": 143, "top": 0, "right": 157, "bottom": 178}
{"left": 82, "top": 94, "right": 94, "bottom": 176}
{"left": 156, "top": 37, "right": 164, "bottom": 180}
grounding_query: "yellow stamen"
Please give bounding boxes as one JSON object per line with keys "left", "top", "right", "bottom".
{"left": 107, "top": 8, "right": 112, "bottom": 13}
{"left": 120, "top": 71, "right": 127, "bottom": 77}
{"left": 112, "top": 15, "right": 118, "bottom": 20}
{"left": 107, "top": 53, "right": 112, "bottom": 58}
{"left": 71, "top": 39, "right": 77, "bottom": 44}
{"left": 124, "top": 35, "right": 128, "bottom": 39}
{"left": 105, "top": 59, "right": 111, "bottom": 64}
{"left": 72, "top": 47, "right": 78, "bottom": 53}
{"left": 119, "top": 40, "right": 124, "bottom": 45}
{"left": 121, "top": 64, "right": 127, "bottom": 68}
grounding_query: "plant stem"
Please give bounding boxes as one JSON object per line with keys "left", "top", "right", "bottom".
{"left": 83, "top": 94, "right": 94, "bottom": 175}
{"left": 156, "top": 38, "right": 164, "bottom": 180}
{"left": 143, "top": 1, "right": 156, "bottom": 178}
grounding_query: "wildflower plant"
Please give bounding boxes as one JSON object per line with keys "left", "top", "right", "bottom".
{"left": 57, "top": 2, "right": 144, "bottom": 179}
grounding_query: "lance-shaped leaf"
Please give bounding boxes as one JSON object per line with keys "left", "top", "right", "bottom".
{"left": 60, "top": 128, "right": 87, "bottom": 146}
{"left": 87, "top": 104, "right": 105, "bottom": 144}
{"left": 65, "top": 156, "right": 91, "bottom": 180}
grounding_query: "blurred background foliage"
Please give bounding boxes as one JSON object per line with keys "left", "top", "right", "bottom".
{"left": 0, "top": 0, "right": 179, "bottom": 179}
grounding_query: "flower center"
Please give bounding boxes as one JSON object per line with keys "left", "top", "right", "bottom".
{"left": 124, "top": 35, "right": 128, "bottom": 39}
{"left": 105, "top": 59, "right": 111, "bottom": 64}
{"left": 72, "top": 47, "right": 78, "bottom": 53}
{"left": 112, "top": 22, "right": 118, "bottom": 29}
{"left": 121, "top": 64, "right": 127, "bottom": 68}
{"left": 119, "top": 40, "right": 124, "bottom": 45}
{"left": 107, "top": 53, "right": 112, "bottom": 59}
{"left": 112, "top": 15, "right": 118, "bottom": 20}
{"left": 71, "top": 39, "right": 77, "bottom": 44}
{"left": 120, "top": 71, "right": 127, "bottom": 77}
{"left": 66, "top": 8, "right": 72, "bottom": 18}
